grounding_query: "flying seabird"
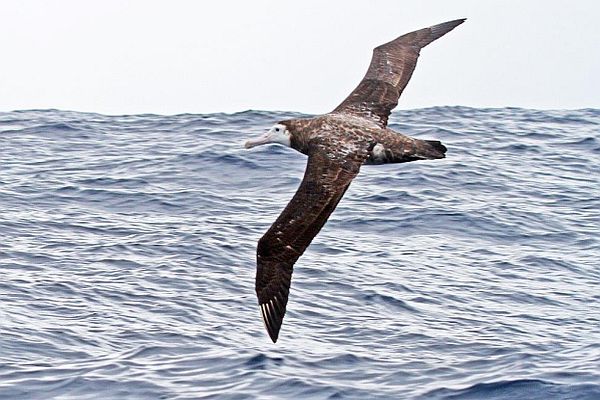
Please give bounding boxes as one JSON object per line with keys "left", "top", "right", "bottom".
{"left": 245, "top": 19, "right": 465, "bottom": 342}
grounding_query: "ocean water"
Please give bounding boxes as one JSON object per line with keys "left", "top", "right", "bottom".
{"left": 1, "top": 107, "right": 599, "bottom": 399}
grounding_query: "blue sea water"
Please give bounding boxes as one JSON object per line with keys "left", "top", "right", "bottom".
{"left": 0, "top": 107, "right": 599, "bottom": 399}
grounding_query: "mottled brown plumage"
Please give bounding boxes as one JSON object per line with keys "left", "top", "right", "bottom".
{"left": 246, "top": 19, "right": 465, "bottom": 343}
{"left": 335, "top": 18, "right": 466, "bottom": 128}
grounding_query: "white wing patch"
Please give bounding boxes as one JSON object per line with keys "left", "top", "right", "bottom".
{"left": 372, "top": 143, "right": 385, "bottom": 157}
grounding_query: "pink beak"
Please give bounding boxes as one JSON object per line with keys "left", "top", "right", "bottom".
{"left": 244, "top": 132, "right": 273, "bottom": 149}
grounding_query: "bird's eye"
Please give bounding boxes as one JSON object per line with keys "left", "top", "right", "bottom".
{"left": 275, "top": 128, "right": 280, "bottom": 132}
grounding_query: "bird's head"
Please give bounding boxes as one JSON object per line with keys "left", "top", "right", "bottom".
{"left": 245, "top": 122, "right": 291, "bottom": 149}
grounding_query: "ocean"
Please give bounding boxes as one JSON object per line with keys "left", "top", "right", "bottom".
{"left": 1, "top": 107, "right": 599, "bottom": 399}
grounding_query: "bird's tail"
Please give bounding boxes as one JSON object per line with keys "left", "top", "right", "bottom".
{"left": 419, "top": 139, "right": 447, "bottom": 159}
{"left": 365, "top": 134, "right": 447, "bottom": 165}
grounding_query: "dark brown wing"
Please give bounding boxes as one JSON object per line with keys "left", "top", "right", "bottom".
{"left": 255, "top": 140, "right": 366, "bottom": 343}
{"left": 333, "top": 18, "right": 465, "bottom": 128}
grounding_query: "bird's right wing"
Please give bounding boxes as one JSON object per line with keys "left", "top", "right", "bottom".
{"left": 255, "top": 140, "right": 367, "bottom": 343}
{"left": 333, "top": 19, "right": 465, "bottom": 128}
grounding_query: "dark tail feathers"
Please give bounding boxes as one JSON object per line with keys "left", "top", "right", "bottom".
{"left": 421, "top": 139, "right": 447, "bottom": 159}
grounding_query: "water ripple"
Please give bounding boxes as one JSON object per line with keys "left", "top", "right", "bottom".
{"left": 1, "top": 108, "right": 599, "bottom": 399}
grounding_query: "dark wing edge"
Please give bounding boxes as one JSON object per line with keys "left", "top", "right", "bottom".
{"left": 332, "top": 18, "right": 466, "bottom": 127}
{"left": 255, "top": 142, "right": 366, "bottom": 343}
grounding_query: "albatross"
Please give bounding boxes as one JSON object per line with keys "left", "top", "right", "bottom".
{"left": 245, "top": 19, "right": 465, "bottom": 342}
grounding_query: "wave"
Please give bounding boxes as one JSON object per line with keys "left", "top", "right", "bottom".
{"left": 1, "top": 107, "right": 599, "bottom": 399}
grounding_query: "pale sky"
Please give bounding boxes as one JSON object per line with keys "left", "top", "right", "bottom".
{"left": 1, "top": 0, "right": 598, "bottom": 115}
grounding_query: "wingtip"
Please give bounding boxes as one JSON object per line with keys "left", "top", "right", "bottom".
{"left": 437, "top": 18, "right": 467, "bottom": 30}
{"left": 260, "top": 302, "right": 282, "bottom": 343}
{"left": 393, "top": 18, "right": 467, "bottom": 49}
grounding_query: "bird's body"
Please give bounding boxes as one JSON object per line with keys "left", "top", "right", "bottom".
{"left": 245, "top": 19, "right": 465, "bottom": 342}
{"left": 280, "top": 114, "right": 447, "bottom": 164}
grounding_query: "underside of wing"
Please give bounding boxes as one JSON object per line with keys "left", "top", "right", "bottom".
{"left": 255, "top": 141, "right": 366, "bottom": 342}
{"left": 333, "top": 19, "right": 465, "bottom": 128}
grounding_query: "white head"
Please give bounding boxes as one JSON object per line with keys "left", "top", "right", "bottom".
{"left": 245, "top": 123, "right": 291, "bottom": 149}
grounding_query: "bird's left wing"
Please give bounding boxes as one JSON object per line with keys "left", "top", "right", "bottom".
{"left": 332, "top": 19, "right": 465, "bottom": 128}
{"left": 255, "top": 139, "right": 367, "bottom": 342}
